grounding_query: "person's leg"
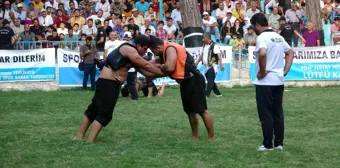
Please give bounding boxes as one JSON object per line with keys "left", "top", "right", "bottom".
{"left": 74, "top": 115, "right": 92, "bottom": 140}
{"left": 146, "top": 78, "right": 154, "bottom": 98}
{"left": 86, "top": 120, "right": 103, "bottom": 143}
{"left": 127, "top": 72, "right": 138, "bottom": 100}
{"left": 273, "top": 85, "right": 285, "bottom": 148}
{"left": 187, "top": 113, "right": 199, "bottom": 140}
{"left": 255, "top": 85, "right": 274, "bottom": 149}
{"left": 211, "top": 68, "right": 222, "bottom": 96}
{"left": 90, "top": 64, "right": 96, "bottom": 90}
{"left": 205, "top": 68, "right": 215, "bottom": 97}
{"left": 83, "top": 64, "right": 90, "bottom": 89}
{"left": 199, "top": 110, "right": 214, "bottom": 141}
{"left": 157, "top": 82, "right": 166, "bottom": 97}
{"left": 213, "top": 26, "right": 221, "bottom": 42}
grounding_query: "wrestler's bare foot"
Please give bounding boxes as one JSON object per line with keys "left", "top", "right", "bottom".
{"left": 192, "top": 136, "right": 198, "bottom": 140}
{"left": 208, "top": 137, "right": 215, "bottom": 142}
{"left": 85, "top": 140, "right": 95, "bottom": 144}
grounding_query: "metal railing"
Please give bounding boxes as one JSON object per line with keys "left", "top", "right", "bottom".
{"left": 231, "top": 48, "right": 250, "bottom": 69}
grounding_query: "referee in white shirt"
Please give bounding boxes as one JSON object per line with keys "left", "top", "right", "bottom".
{"left": 250, "top": 13, "right": 294, "bottom": 151}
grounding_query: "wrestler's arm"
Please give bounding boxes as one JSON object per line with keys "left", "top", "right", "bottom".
{"left": 161, "top": 47, "right": 177, "bottom": 73}
{"left": 120, "top": 45, "right": 165, "bottom": 76}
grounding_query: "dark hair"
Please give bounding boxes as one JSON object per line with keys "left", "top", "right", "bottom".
{"left": 149, "top": 36, "right": 164, "bottom": 48}
{"left": 133, "top": 35, "right": 151, "bottom": 47}
{"left": 145, "top": 28, "right": 151, "bottom": 33}
{"left": 121, "top": 87, "right": 129, "bottom": 97}
{"left": 203, "top": 32, "right": 211, "bottom": 39}
{"left": 250, "top": 13, "right": 268, "bottom": 27}
{"left": 158, "top": 21, "right": 164, "bottom": 25}
{"left": 86, "top": 36, "right": 92, "bottom": 41}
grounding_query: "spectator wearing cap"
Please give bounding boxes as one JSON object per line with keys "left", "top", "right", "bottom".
{"left": 45, "top": 0, "right": 59, "bottom": 10}
{"left": 33, "top": 0, "right": 44, "bottom": 11}
{"left": 12, "top": 0, "right": 27, "bottom": 11}
{"left": 202, "top": 12, "right": 221, "bottom": 43}
{"left": 80, "top": 36, "right": 99, "bottom": 90}
{"left": 333, "top": 17, "right": 340, "bottom": 45}
{"left": 88, "top": 9, "right": 105, "bottom": 25}
{"left": 95, "top": 0, "right": 111, "bottom": 18}
{"left": 70, "top": 9, "right": 86, "bottom": 29}
{"left": 232, "top": 2, "right": 245, "bottom": 21}
{"left": 0, "top": 19, "right": 16, "bottom": 49}
{"left": 243, "top": 26, "right": 257, "bottom": 47}
{"left": 278, "top": 16, "right": 305, "bottom": 47}
{"left": 11, "top": 18, "right": 24, "bottom": 35}
{"left": 216, "top": 2, "right": 228, "bottom": 27}
{"left": 140, "top": 18, "right": 156, "bottom": 36}
{"left": 18, "top": 24, "right": 35, "bottom": 49}
{"left": 135, "top": 0, "right": 150, "bottom": 13}
{"left": 57, "top": 22, "right": 68, "bottom": 35}
{"left": 246, "top": 2, "right": 260, "bottom": 19}
{"left": 268, "top": 7, "right": 281, "bottom": 32}
{"left": 111, "top": 0, "right": 126, "bottom": 15}
{"left": 155, "top": 21, "right": 167, "bottom": 40}
{"left": 0, "top": 1, "right": 12, "bottom": 20}
{"left": 82, "top": 18, "right": 97, "bottom": 38}
{"left": 94, "top": 19, "right": 106, "bottom": 51}
{"left": 302, "top": 22, "right": 320, "bottom": 47}
{"left": 38, "top": 9, "right": 54, "bottom": 27}
{"left": 15, "top": 3, "right": 27, "bottom": 24}
{"left": 171, "top": 1, "right": 182, "bottom": 30}
{"left": 222, "top": 10, "right": 236, "bottom": 26}
{"left": 54, "top": 9, "right": 69, "bottom": 28}
{"left": 131, "top": 8, "right": 145, "bottom": 26}
{"left": 112, "top": 18, "right": 125, "bottom": 39}
{"left": 26, "top": 2, "right": 40, "bottom": 17}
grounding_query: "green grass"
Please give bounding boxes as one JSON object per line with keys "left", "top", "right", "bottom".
{"left": 1, "top": 87, "right": 340, "bottom": 168}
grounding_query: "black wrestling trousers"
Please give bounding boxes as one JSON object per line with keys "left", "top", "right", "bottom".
{"left": 255, "top": 85, "right": 285, "bottom": 148}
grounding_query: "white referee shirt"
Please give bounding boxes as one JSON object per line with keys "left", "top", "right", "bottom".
{"left": 253, "top": 30, "right": 291, "bottom": 86}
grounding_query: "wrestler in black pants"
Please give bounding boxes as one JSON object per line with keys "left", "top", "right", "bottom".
{"left": 205, "top": 67, "right": 221, "bottom": 97}
{"left": 127, "top": 72, "right": 138, "bottom": 100}
{"left": 255, "top": 85, "right": 285, "bottom": 148}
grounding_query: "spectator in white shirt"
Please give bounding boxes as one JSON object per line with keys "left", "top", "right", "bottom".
{"left": 223, "top": 10, "right": 237, "bottom": 26}
{"left": 216, "top": 2, "right": 228, "bottom": 26}
{"left": 171, "top": 1, "right": 182, "bottom": 30}
{"left": 163, "top": 18, "right": 177, "bottom": 40}
{"left": 45, "top": 0, "right": 59, "bottom": 10}
{"left": 266, "top": 0, "right": 279, "bottom": 15}
{"left": 15, "top": 4, "right": 26, "bottom": 23}
{"left": 38, "top": 9, "right": 54, "bottom": 27}
{"left": 104, "top": 31, "right": 125, "bottom": 58}
{"left": 144, "top": 7, "right": 157, "bottom": 28}
{"left": 95, "top": 0, "right": 111, "bottom": 18}
{"left": 246, "top": 2, "right": 260, "bottom": 19}
{"left": 202, "top": 12, "right": 221, "bottom": 42}
{"left": 268, "top": 7, "right": 281, "bottom": 31}
{"left": 82, "top": 18, "right": 97, "bottom": 38}
{"left": 140, "top": 18, "right": 156, "bottom": 36}
{"left": 87, "top": 10, "right": 105, "bottom": 26}
{"left": 57, "top": 22, "right": 68, "bottom": 35}
{"left": 223, "top": 0, "right": 235, "bottom": 11}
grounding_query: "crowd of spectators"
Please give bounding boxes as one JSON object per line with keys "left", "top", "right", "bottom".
{"left": 0, "top": 0, "right": 339, "bottom": 51}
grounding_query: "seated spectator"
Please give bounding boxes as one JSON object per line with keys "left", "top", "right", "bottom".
{"left": 11, "top": 19, "right": 24, "bottom": 35}
{"left": 265, "top": 0, "right": 279, "bottom": 15}
{"left": 88, "top": 9, "right": 105, "bottom": 26}
{"left": 156, "top": 21, "right": 167, "bottom": 41}
{"left": 111, "top": 0, "right": 126, "bottom": 16}
{"left": 82, "top": 3, "right": 95, "bottom": 19}
{"left": 72, "top": 23, "right": 81, "bottom": 36}
{"left": 131, "top": 8, "right": 145, "bottom": 26}
{"left": 104, "top": 19, "right": 113, "bottom": 35}
{"left": 171, "top": 1, "right": 182, "bottom": 30}
{"left": 15, "top": 3, "right": 27, "bottom": 23}
{"left": 231, "top": 19, "right": 244, "bottom": 37}
{"left": 216, "top": 2, "right": 228, "bottom": 27}
{"left": 140, "top": 18, "right": 156, "bottom": 36}
{"left": 202, "top": 12, "right": 220, "bottom": 42}
{"left": 27, "top": 2, "right": 40, "bottom": 17}
{"left": 302, "top": 22, "right": 320, "bottom": 47}
{"left": 70, "top": 9, "right": 86, "bottom": 29}
{"left": 30, "top": 19, "right": 44, "bottom": 36}
{"left": 223, "top": 0, "right": 235, "bottom": 11}
{"left": 45, "top": 0, "right": 59, "bottom": 10}
{"left": 268, "top": 7, "right": 281, "bottom": 31}
{"left": 47, "top": 29, "right": 60, "bottom": 48}
{"left": 135, "top": 0, "right": 150, "bottom": 13}
{"left": 57, "top": 22, "right": 69, "bottom": 35}
{"left": 128, "top": 18, "right": 140, "bottom": 35}
{"left": 82, "top": 18, "right": 97, "bottom": 38}
{"left": 59, "top": 33, "right": 66, "bottom": 48}
{"left": 35, "top": 33, "right": 49, "bottom": 48}
{"left": 242, "top": 17, "right": 251, "bottom": 34}
{"left": 246, "top": 2, "right": 260, "bottom": 19}
{"left": 45, "top": 6, "right": 54, "bottom": 18}
{"left": 54, "top": 9, "right": 69, "bottom": 28}
{"left": 95, "top": 0, "right": 111, "bottom": 18}
{"left": 150, "top": 0, "right": 160, "bottom": 15}
{"left": 65, "top": 0, "right": 78, "bottom": 14}
{"left": 112, "top": 18, "right": 125, "bottom": 39}
{"left": 163, "top": 18, "right": 176, "bottom": 41}
{"left": 108, "top": 13, "right": 118, "bottom": 28}
{"left": 232, "top": 2, "right": 245, "bottom": 21}
{"left": 33, "top": 0, "right": 44, "bottom": 11}
{"left": 12, "top": 0, "right": 27, "bottom": 11}
{"left": 8, "top": 12, "right": 17, "bottom": 27}
{"left": 200, "top": 0, "right": 214, "bottom": 15}
{"left": 222, "top": 10, "right": 236, "bottom": 26}
{"left": 25, "top": 11, "right": 36, "bottom": 26}
{"left": 38, "top": 9, "right": 54, "bottom": 27}
{"left": 145, "top": 7, "right": 157, "bottom": 28}
{"left": 122, "top": 0, "right": 134, "bottom": 18}
{"left": 45, "top": 25, "right": 54, "bottom": 39}
{"left": 221, "top": 21, "right": 232, "bottom": 45}
{"left": 243, "top": 26, "right": 257, "bottom": 47}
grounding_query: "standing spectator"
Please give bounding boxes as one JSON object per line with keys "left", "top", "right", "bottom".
{"left": 131, "top": 8, "right": 145, "bottom": 26}
{"left": 0, "top": 19, "right": 15, "bottom": 49}
{"left": 216, "top": 2, "right": 228, "bottom": 27}
{"left": 246, "top": 2, "right": 260, "bottom": 19}
{"left": 331, "top": 16, "right": 340, "bottom": 35}
{"left": 242, "top": 17, "right": 251, "bottom": 34}
{"left": 202, "top": 12, "right": 220, "bottom": 43}
{"left": 243, "top": 26, "right": 257, "bottom": 47}
{"left": 38, "top": 9, "right": 54, "bottom": 27}
{"left": 135, "top": 0, "right": 150, "bottom": 13}
{"left": 155, "top": 21, "right": 167, "bottom": 40}
{"left": 47, "top": 29, "right": 60, "bottom": 48}
{"left": 103, "top": 31, "right": 124, "bottom": 58}
{"left": 0, "top": 1, "right": 12, "bottom": 20}
{"left": 95, "top": 0, "right": 111, "bottom": 18}
{"left": 302, "top": 22, "right": 320, "bottom": 47}
{"left": 80, "top": 36, "right": 99, "bottom": 90}
{"left": 278, "top": 17, "right": 305, "bottom": 47}
{"left": 94, "top": 19, "right": 106, "bottom": 51}
{"left": 18, "top": 24, "right": 35, "bottom": 49}
{"left": 163, "top": 17, "right": 176, "bottom": 40}
{"left": 268, "top": 7, "right": 281, "bottom": 32}
{"left": 285, "top": 2, "right": 303, "bottom": 45}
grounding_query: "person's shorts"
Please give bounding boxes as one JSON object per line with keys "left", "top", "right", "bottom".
{"left": 180, "top": 74, "right": 207, "bottom": 114}
{"left": 84, "top": 78, "right": 121, "bottom": 127}
{"left": 141, "top": 83, "right": 158, "bottom": 97}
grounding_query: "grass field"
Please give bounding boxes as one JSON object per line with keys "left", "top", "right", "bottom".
{"left": 1, "top": 87, "right": 340, "bottom": 168}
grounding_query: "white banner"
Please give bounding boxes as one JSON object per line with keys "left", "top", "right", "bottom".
{"left": 0, "top": 48, "right": 56, "bottom": 82}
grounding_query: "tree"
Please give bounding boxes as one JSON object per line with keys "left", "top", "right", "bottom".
{"left": 305, "top": 0, "right": 324, "bottom": 45}
{"left": 179, "top": 0, "right": 203, "bottom": 48}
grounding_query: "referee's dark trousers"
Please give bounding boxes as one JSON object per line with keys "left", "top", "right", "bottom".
{"left": 256, "top": 85, "right": 284, "bottom": 148}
